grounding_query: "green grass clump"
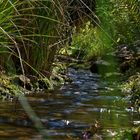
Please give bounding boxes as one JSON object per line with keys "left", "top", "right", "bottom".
{"left": 0, "top": 0, "right": 68, "bottom": 76}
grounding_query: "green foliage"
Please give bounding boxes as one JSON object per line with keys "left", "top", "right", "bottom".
{"left": 67, "top": 0, "right": 115, "bottom": 60}
{"left": 69, "top": 0, "right": 140, "bottom": 60}
{"left": 121, "top": 73, "right": 140, "bottom": 111}
{"left": 68, "top": 22, "right": 112, "bottom": 60}
{"left": 96, "top": 0, "right": 140, "bottom": 46}
{"left": 103, "top": 0, "right": 140, "bottom": 44}
{"left": 116, "top": 127, "right": 140, "bottom": 140}
{"left": 0, "top": 73, "right": 22, "bottom": 100}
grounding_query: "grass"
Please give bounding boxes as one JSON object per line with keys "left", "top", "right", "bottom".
{"left": 0, "top": 0, "right": 69, "bottom": 77}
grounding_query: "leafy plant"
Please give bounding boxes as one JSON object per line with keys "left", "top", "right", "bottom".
{"left": 68, "top": 21, "right": 111, "bottom": 60}
{"left": 121, "top": 73, "right": 140, "bottom": 110}
{"left": 68, "top": 0, "right": 140, "bottom": 60}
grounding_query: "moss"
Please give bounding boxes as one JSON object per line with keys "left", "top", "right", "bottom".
{"left": 0, "top": 65, "right": 67, "bottom": 99}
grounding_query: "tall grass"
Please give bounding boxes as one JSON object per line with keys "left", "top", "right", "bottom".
{"left": 0, "top": 0, "right": 69, "bottom": 77}
{"left": 0, "top": 0, "right": 98, "bottom": 76}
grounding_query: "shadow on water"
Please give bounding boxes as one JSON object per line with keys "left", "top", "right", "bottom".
{"left": 0, "top": 68, "right": 139, "bottom": 139}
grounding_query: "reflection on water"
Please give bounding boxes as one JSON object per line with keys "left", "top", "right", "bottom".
{"left": 0, "top": 68, "right": 139, "bottom": 139}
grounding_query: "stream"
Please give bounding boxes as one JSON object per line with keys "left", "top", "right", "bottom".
{"left": 0, "top": 68, "right": 139, "bottom": 140}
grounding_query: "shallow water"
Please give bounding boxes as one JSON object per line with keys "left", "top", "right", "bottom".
{"left": 0, "top": 68, "right": 139, "bottom": 139}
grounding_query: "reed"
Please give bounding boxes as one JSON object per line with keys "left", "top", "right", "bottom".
{"left": 0, "top": 0, "right": 69, "bottom": 77}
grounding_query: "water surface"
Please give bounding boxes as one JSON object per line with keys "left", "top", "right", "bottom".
{"left": 0, "top": 68, "right": 139, "bottom": 139}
